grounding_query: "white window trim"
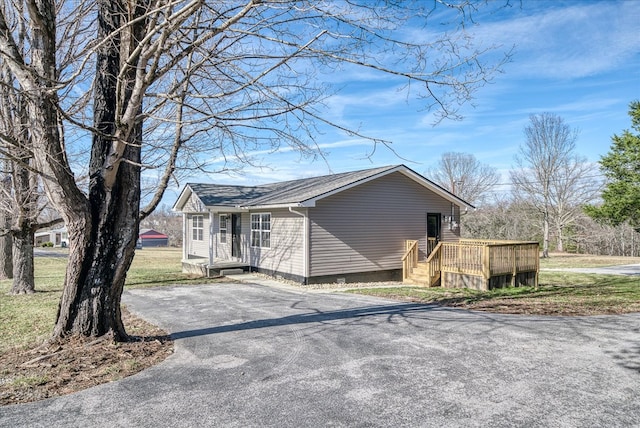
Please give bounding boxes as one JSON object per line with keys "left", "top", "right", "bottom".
{"left": 250, "top": 212, "right": 271, "bottom": 248}
{"left": 219, "top": 214, "right": 228, "bottom": 243}
{"left": 192, "top": 215, "right": 204, "bottom": 241}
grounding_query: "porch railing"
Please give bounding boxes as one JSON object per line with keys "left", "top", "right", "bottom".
{"left": 424, "top": 241, "right": 443, "bottom": 286}
{"left": 404, "top": 239, "right": 539, "bottom": 289}
{"left": 427, "top": 237, "right": 438, "bottom": 256}
{"left": 401, "top": 240, "right": 419, "bottom": 281}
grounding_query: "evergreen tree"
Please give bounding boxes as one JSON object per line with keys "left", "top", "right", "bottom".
{"left": 586, "top": 101, "right": 640, "bottom": 231}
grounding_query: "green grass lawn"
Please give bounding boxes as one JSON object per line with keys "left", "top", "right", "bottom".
{"left": 1, "top": 249, "right": 639, "bottom": 353}
{"left": 349, "top": 271, "right": 640, "bottom": 315}
{"left": 349, "top": 254, "right": 640, "bottom": 314}
{"left": 0, "top": 247, "right": 218, "bottom": 353}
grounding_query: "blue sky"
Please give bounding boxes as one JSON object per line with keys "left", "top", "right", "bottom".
{"left": 166, "top": 0, "right": 640, "bottom": 205}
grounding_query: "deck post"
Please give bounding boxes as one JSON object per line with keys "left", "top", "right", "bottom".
{"left": 535, "top": 243, "right": 540, "bottom": 289}
{"left": 402, "top": 240, "right": 419, "bottom": 283}
{"left": 483, "top": 245, "right": 491, "bottom": 290}
{"left": 511, "top": 244, "right": 516, "bottom": 287}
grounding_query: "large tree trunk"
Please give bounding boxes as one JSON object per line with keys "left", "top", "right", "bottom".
{"left": 10, "top": 225, "right": 35, "bottom": 294}
{"left": 9, "top": 146, "right": 38, "bottom": 294}
{"left": 51, "top": 0, "right": 144, "bottom": 341}
{"left": 52, "top": 173, "right": 140, "bottom": 340}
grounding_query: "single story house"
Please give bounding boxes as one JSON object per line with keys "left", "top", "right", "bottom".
{"left": 138, "top": 229, "right": 169, "bottom": 247}
{"left": 35, "top": 227, "right": 69, "bottom": 247}
{"left": 173, "top": 164, "right": 474, "bottom": 284}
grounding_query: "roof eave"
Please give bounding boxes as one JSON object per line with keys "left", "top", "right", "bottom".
{"left": 172, "top": 184, "right": 194, "bottom": 212}
{"left": 242, "top": 202, "right": 307, "bottom": 210}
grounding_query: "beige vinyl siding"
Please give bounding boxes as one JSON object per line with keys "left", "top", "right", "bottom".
{"left": 248, "top": 208, "right": 305, "bottom": 277}
{"left": 308, "top": 172, "right": 460, "bottom": 277}
{"left": 186, "top": 213, "right": 210, "bottom": 258}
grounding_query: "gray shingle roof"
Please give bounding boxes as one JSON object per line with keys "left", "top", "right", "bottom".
{"left": 175, "top": 164, "right": 474, "bottom": 211}
{"left": 187, "top": 183, "right": 272, "bottom": 207}
{"left": 185, "top": 165, "right": 399, "bottom": 208}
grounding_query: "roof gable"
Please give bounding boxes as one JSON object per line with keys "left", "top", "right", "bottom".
{"left": 139, "top": 229, "right": 168, "bottom": 238}
{"left": 173, "top": 165, "right": 474, "bottom": 211}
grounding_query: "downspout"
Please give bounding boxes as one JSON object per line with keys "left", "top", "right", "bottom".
{"left": 289, "top": 206, "right": 309, "bottom": 284}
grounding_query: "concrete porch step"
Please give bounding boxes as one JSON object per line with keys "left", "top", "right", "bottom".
{"left": 220, "top": 268, "right": 245, "bottom": 276}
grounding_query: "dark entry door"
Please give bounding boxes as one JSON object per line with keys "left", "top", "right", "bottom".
{"left": 426, "top": 213, "right": 441, "bottom": 255}
{"left": 231, "top": 214, "right": 241, "bottom": 258}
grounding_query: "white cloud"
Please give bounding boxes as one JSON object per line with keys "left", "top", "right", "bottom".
{"left": 473, "top": 1, "right": 640, "bottom": 79}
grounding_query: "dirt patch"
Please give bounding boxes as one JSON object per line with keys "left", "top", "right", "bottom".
{"left": 0, "top": 309, "right": 173, "bottom": 406}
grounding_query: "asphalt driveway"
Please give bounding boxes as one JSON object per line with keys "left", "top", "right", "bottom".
{"left": 1, "top": 281, "right": 639, "bottom": 427}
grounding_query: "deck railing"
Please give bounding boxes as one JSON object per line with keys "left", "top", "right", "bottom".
{"left": 404, "top": 239, "right": 539, "bottom": 289}
{"left": 424, "top": 241, "right": 443, "bottom": 286}
{"left": 401, "top": 240, "right": 419, "bottom": 281}
{"left": 427, "top": 237, "right": 438, "bottom": 256}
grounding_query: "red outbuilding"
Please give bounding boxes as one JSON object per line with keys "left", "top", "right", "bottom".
{"left": 138, "top": 229, "right": 169, "bottom": 247}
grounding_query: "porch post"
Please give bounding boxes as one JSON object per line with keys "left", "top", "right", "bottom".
{"left": 182, "top": 214, "right": 187, "bottom": 261}
{"left": 208, "top": 210, "right": 214, "bottom": 267}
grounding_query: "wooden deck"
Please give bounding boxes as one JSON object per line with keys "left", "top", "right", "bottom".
{"left": 402, "top": 239, "right": 539, "bottom": 290}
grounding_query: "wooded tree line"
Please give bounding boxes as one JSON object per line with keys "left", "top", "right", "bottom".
{"left": 427, "top": 103, "right": 640, "bottom": 257}
{"left": 462, "top": 200, "right": 640, "bottom": 257}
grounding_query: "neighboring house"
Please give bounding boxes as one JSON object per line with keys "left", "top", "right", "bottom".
{"left": 35, "top": 227, "right": 68, "bottom": 247}
{"left": 138, "top": 229, "right": 169, "bottom": 247}
{"left": 173, "top": 164, "right": 474, "bottom": 284}
{"left": 35, "top": 226, "right": 169, "bottom": 249}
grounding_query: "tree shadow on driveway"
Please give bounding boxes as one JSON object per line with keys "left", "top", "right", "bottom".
{"left": 171, "top": 302, "right": 441, "bottom": 339}
{"left": 167, "top": 298, "right": 640, "bottom": 376}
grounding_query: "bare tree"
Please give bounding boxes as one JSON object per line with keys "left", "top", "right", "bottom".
{"left": 0, "top": 1, "right": 512, "bottom": 340}
{"left": 510, "top": 113, "right": 589, "bottom": 257}
{"left": 462, "top": 194, "right": 640, "bottom": 257}
{"left": 140, "top": 205, "right": 182, "bottom": 247}
{"left": 425, "top": 151, "right": 500, "bottom": 206}
{"left": 0, "top": 16, "right": 63, "bottom": 294}
{"left": 0, "top": 59, "right": 37, "bottom": 293}
{"left": 0, "top": 134, "right": 62, "bottom": 294}
{"left": 0, "top": 163, "right": 11, "bottom": 280}
{"left": 462, "top": 195, "right": 540, "bottom": 241}
{"left": 548, "top": 158, "right": 600, "bottom": 252}
{"left": 567, "top": 212, "right": 640, "bottom": 256}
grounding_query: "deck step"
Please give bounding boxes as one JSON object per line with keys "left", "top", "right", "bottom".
{"left": 220, "top": 268, "right": 245, "bottom": 276}
{"left": 409, "top": 272, "right": 431, "bottom": 282}
{"left": 407, "top": 262, "right": 440, "bottom": 287}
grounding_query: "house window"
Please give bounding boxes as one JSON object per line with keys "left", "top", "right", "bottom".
{"left": 219, "top": 215, "right": 227, "bottom": 243}
{"left": 192, "top": 215, "right": 203, "bottom": 241}
{"left": 250, "top": 213, "right": 271, "bottom": 248}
